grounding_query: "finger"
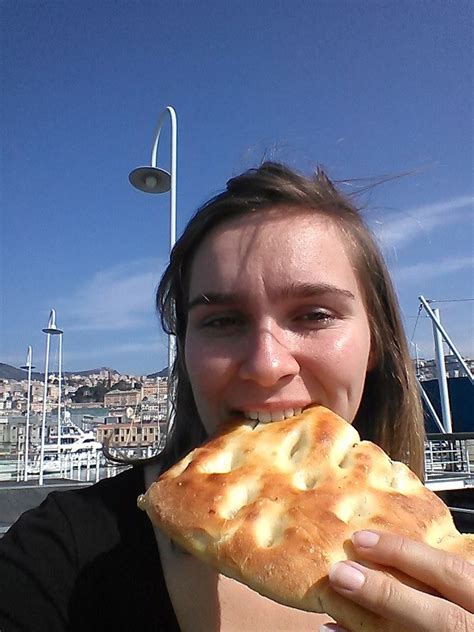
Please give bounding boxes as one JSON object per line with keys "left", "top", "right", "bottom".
{"left": 351, "top": 530, "right": 474, "bottom": 612}
{"left": 328, "top": 560, "right": 474, "bottom": 632}
{"left": 319, "top": 625, "right": 349, "bottom": 632}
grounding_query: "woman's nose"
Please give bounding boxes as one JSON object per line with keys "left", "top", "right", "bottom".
{"left": 238, "top": 327, "right": 299, "bottom": 387}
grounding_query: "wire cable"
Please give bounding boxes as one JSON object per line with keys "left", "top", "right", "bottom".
{"left": 410, "top": 304, "right": 423, "bottom": 344}
{"left": 429, "top": 298, "right": 474, "bottom": 303}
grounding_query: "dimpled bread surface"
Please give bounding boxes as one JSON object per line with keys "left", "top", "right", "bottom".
{"left": 138, "top": 406, "right": 474, "bottom": 632}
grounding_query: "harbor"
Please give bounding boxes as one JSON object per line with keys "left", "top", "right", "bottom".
{"left": 0, "top": 395, "right": 472, "bottom": 536}
{"left": 0, "top": 302, "right": 473, "bottom": 536}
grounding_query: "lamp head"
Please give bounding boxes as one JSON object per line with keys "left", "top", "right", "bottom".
{"left": 129, "top": 166, "right": 171, "bottom": 194}
{"left": 42, "top": 309, "right": 63, "bottom": 335}
{"left": 21, "top": 345, "right": 36, "bottom": 370}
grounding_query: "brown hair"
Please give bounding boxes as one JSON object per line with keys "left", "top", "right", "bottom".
{"left": 157, "top": 162, "right": 425, "bottom": 478}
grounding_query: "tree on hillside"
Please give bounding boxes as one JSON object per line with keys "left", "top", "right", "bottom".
{"left": 113, "top": 379, "right": 132, "bottom": 391}
{"left": 72, "top": 382, "right": 108, "bottom": 403}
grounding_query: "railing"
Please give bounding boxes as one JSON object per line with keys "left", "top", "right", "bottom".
{"left": 424, "top": 432, "right": 474, "bottom": 491}
{"left": 1, "top": 433, "right": 473, "bottom": 490}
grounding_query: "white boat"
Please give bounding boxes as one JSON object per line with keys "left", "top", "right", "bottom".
{"left": 45, "top": 431, "right": 102, "bottom": 454}
{"left": 25, "top": 420, "right": 103, "bottom": 477}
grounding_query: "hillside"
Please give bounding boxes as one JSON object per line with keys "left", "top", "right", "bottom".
{"left": 0, "top": 363, "right": 43, "bottom": 381}
{"left": 0, "top": 362, "right": 168, "bottom": 381}
{"left": 146, "top": 367, "right": 169, "bottom": 378}
{"left": 0, "top": 363, "right": 119, "bottom": 381}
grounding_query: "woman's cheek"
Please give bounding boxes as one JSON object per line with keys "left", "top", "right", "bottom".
{"left": 308, "top": 329, "right": 371, "bottom": 403}
{"left": 184, "top": 340, "right": 206, "bottom": 397}
{"left": 329, "top": 324, "right": 371, "bottom": 366}
{"left": 307, "top": 330, "right": 358, "bottom": 370}
{"left": 185, "top": 339, "right": 229, "bottom": 398}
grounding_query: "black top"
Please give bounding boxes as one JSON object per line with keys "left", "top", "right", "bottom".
{"left": 0, "top": 467, "right": 180, "bottom": 631}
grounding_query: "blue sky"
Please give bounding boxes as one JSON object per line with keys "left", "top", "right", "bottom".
{"left": 1, "top": 1, "right": 472, "bottom": 375}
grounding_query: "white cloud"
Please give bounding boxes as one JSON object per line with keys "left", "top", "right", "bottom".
{"left": 57, "top": 258, "right": 165, "bottom": 332}
{"left": 372, "top": 195, "right": 473, "bottom": 250}
{"left": 392, "top": 255, "right": 474, "bottom": 283}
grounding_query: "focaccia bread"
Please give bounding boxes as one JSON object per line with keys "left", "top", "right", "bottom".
{"left": 138, "top": 406, "right": 474, "bottom": 632}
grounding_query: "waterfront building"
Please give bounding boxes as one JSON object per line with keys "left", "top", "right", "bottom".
{"left": 96, "top": 419, "right": 162, "bottom": 449}
{"left": 0, "top": 415, "right": 49, "bottom": 452}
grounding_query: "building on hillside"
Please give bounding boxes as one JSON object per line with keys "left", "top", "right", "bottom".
{"left": 157, "top": 377, "right": 168, "bottom": 400}
{"left": 104, "top": 388, "right": 141, "bottom": 409}
{"left": 103, "top": 410, "right": 130, "bottom": 425}
{"left": 444, "top": 354, "right": 474, "bottom": 378}
{"left": 415, "top": 355, "right": 474, "bottom": 381}
{"left": 142, "top": 378, "right": 160, "bottom": 399}
{"left": 140, "top": 397, "right": 158, "bottom": 421}
{"left": 140, "top": 397, "right": 169, "bottom": 422}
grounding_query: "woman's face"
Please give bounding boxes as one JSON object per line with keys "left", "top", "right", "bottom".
{"left": 184, "top": 209, "right": 373, "bottom": 436}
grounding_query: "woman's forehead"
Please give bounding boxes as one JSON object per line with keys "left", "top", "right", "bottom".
{"left": 188, "top": 208, "right": 360, "bottom": 296}
{"left": 198, "top": 206, "right": 336, "bottom": 252}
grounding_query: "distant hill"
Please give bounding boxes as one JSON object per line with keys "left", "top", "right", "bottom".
{"left": 65, "top": 367, "right": 121, "bottom": 377}
{"left": 0, "top": 362, "right": 168, "bottom": 381}
{"left": 0, "top": 363, "right": 44, "bottom": 381}
{"left": 146, "top": 367, "right": 169, "bottom": 378}
{"left": 0, "top": 363, "right": 121, "bottom": 381}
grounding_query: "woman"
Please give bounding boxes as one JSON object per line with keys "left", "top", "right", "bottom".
{"left": 0, "top": 162, "right": 472, "bottom": 631}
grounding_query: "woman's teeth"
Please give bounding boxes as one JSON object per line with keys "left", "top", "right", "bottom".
{"left": 243, "top": 408, "right": 303, "bottom": 423}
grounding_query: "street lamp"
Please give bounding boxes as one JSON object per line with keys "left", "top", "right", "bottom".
{"left": 39, "top": 309, "right": 63, "bottom": 485}
{"left": 57, "top": 331, "right": 63, "bottom": 461}
{"left": 128, "top": 105, "right": 177, "bottom": 252}
{"left": 129, "top": 106, "right": 177, "bottom": 435}
{"left": 20, "top": 345, "right": 35, "bottom": 481}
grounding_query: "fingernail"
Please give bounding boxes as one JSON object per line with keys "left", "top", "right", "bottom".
{"left": 329, "top": 561, "right": 366, "bottom": 591}
{"left": 352, "top": 530, "right": 380, "bottom": 548}
{"left": 319, "top": 625, "right": 350, "bottom": 632}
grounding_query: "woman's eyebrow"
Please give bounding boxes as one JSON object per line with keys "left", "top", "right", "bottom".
{"left": 187, "top": 283, "right": 354, "bottom": 311}
{"left": 275, "top": 282, "right": 355, "bottom": 301}
{"left": 188, "top": 292, "right": 239, "bottom": 311}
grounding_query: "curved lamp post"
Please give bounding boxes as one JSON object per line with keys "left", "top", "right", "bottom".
{"left": 20, "top": 346, "right": 35, "bottom": 481}
{"left": 129, "top": 106, "right": 177, "bottom": 435}
{"left": 57, "top": 331, "right": 63, "bottom": 460}
{"left": 39, "top": 309, "right": 63, "bottom": 485}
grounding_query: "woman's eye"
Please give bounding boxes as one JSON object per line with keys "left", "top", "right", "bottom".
{"left": 201, "top": 315, "right": 245, "bottom": 330}
{"left": 297, "top": 310, "right": 336, "bottom": 326}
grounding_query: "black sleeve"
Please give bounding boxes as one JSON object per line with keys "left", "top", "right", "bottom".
{"left": 0, "top": 494, "right": 78, "bottom": 632}
{"left": 0, "top": 468, "right": 180, "bottom": 632}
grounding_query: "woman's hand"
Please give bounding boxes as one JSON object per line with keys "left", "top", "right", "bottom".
{"left": 324, "top": 530, "right": 474, "bottom": 632}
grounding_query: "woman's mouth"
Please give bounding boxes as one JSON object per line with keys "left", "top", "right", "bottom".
{"left": 242, "top": 407, "right": 304, "bottom": 423}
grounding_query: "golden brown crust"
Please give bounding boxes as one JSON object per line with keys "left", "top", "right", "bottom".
{"left": 138, "top": 406, "right": 474, "bottom": 632}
